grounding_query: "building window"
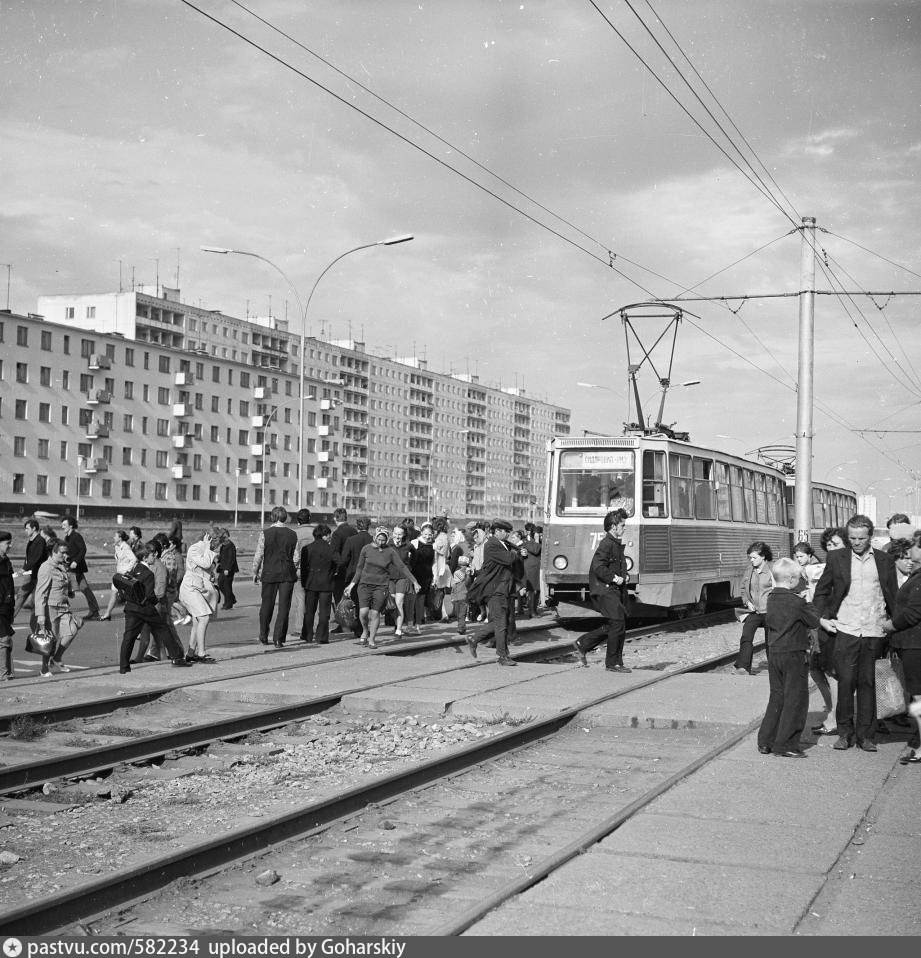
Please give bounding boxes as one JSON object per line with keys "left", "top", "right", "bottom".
{"left": 124, "top": 381, "right": 134, "bottom": 399}
{"left": 38, "top": 403, "right": 50, "bottom": 423}
{"left": 240, "top": 371, "right": 250, "bottom": 388}
{"left": 238, "top": 430, "right": 249, "bottom": 445}
{"left": 101, "top": 478, "right": 111, "bottom": 497}
{"left": 212, "top": 366, "right": 220, "bottom": 383}
{"left": 41, "top": 330, "right": 52, "bottom": 351}
{"left": 141, "top": 416, "right": 148, "bottom": 435}
{"left": 61, "top": 405, "right": 69, "bottom": 425}
{"left": 38, "top": 366, "right": 51, "bottom": 386}
{"left": 86, "top": 306, "right": 96, "bottom": 319}
{"left": 210, "top": 425, "right": 219, "bottom": 442}
{"left": 17, "top": 326, "right": 28, "bottom": 346}
{"left": 209, "top": 485, "right": 218, "bottom": 503}
{"left": 156, "top": 450, "right": 168, "bottom": 468}
{"left": 141, "top": 449, "right": 148, "bottom": 467}
{"left": 142, "top": 384, "right": 150, "bottom": 402}
{"left": 13, "top": 474, "right": 25, "bottom": 494}
{"left": 63, "top": 334, "right": 70, "bottom": 354}
{"left": 60, "top": 441, "right": 68, "bottom": 460}
{"left": 159, "top": 355, "right": 170, "bottom": 374}
{"left": 80, "top": 373, "right": 93, "bottom": 392}
{"left": 37, "top": 438, "right": 49, "bottom": 459}
{"left": 15, "top": 400, "right": 26, "bottom": 420}
{"left": 81, "top": 338, "right": 95, "bottom": 357}
{"left": 157, "top": 387, "right": 170, "bottom": 404}
{"left": 13, "top": 437, "right": 26, "bottom": 457}
{"left": 62, "top": 369, "right": 69, "bottom": 390}
{"left": 125, "top": 347, "right": 134, "bottom": 367}
{"left": 105, "top": 343, "right": 115, "bottom": 360}
{"left": 155, "top": 483, "right": 168, "bottom": 500}
{"left": 211, "top": 396, "right": 219, "bottom": 413}
{"left": 123, "top": 414, "right": 133, "bottom": 432}
{"left": 239, "top": 400, "right": 249, "bottom": 417}
{"left": 194, "top": 393, "right": 203, "bottom": 411}
{"left": 121, "top": 481, "right": 132, "bottom": 498}
{"left": 139, "top": 481, "right": 146, "bottom": 499}
{"left": 16, "top": 362, "right": 27, "bottom": 383}
{"left": 144, "top": 352, "right": 150, "bottom": 370}
{"left": 192, "top": 485, "right": 201, "bottom": 501}
{"left": 157, "top": 419, "right": 169, "bottom": 437}
{"left": 123, "top": 448, "right": 133, "bottom": 466}
{"left": 78, "top": 477, "right": 91, "bottom": 497}
{"left": 59, "top": 476, "right": 67, "bottom": 496}
{"left": 65, "top": 307, "right": 75, "bottom": 320}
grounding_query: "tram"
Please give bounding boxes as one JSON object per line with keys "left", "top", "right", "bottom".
{"left": 540, "top": 434, "right": 857, "bottom": 618}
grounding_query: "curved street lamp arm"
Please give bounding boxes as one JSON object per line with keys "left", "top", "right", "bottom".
{"left": 303, "top": 243, "right": 379, "bottom": 316}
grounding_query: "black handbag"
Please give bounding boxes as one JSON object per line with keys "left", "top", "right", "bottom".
{"left": 25, "top": 628, "right": 56, "bottom": 657}
{"left": 112, "top": 571, "right": 147, "bottom": 605}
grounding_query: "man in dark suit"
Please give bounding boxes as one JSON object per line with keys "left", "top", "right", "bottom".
{"left": 300, "top": 524, "right": 336, "bottom": 644}
{"left": 61, "top": 515, "right": 101, "bottom": 619}
{"left": 573, "top": 508, "right": 631, "bottom": 672}
{"left": 465, "top": 519, "right": 519, "bottom": 666}
{"left": 13, "top": 518, "right": 48, "bottom": 619}
{"left": 329, "top": 508, "right": 358, "bottom": 622}
{"left": 216, "top": 529, "right": 239, "bottom": 610}
{"left": 814, "top": 514, "right": 899, "bottom": 752}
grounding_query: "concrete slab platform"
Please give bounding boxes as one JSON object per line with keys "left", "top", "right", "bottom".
{"left": 799, "top": 874, "right": 921, "bottom": 936}
{"left": 518, "top": 851, "right": 825, "bottom": 930}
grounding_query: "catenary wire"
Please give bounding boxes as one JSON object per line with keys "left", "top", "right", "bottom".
{"left": 584, "top": 0, "right": 799, "bottom": 227}
{"left": 821, "top": 229, "right": 921, "bottom": 284}
{"left": 176, "top": 0, "right": 654, "bottom": 293}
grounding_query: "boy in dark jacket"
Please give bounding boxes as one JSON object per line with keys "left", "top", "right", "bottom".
{"left": 757, "top": 557, "right": 835, "bottom": 757}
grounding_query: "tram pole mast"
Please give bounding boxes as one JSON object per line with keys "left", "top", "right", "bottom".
{"left": 794, "top": 216, "right": 817, "bottom": 542}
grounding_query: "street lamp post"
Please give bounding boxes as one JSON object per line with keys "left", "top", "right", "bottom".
{"left": 233, "top": 468, "right": 241, "bottom": 529}
{"left": 75, "top": 456, "right": 84, "bottom": 523}
{"left": 201, "top": 233, "right": 413, "bottom": 516}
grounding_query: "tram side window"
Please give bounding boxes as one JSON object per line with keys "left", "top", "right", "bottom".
{"left": 642, "top": 449, "right": 668, "bottom": 517}
{"left": 742, "top": 469, "right": 756, "bottom": 522}
{"left": 812, "top": 490, "right": 825, "bottom": 529}
{"left": 730, "top": 465, "right": 745, "bottom": 520}
{"left": 755, "top": 473, "right": 767, "bottom": 523}
{"left": 670, "top": 453, "right": 693, "bottom": 518}
{"left": 716, "top": 462, "right": 732, "bottom": 520}
{"left": 766, "top": 477, "right": 781, "bottom": 524}
{"left": 694, "top": 458, "right": 715, "bottom": 519}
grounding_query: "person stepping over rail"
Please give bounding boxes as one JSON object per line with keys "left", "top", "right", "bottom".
{"left": 570, "top": 509, "right": 631, "bottom": 674}
{"left": 465, "top": 519, "right": 522, "bottom": 667}
{"left": 733, "top": 541, "right": 774, "bottom": 675}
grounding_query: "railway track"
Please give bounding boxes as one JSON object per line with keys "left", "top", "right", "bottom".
{"left": 0, "top": 611, "right": 733, "bottom": 795}
{"left": 0, "top": 612, "right": 755, "bottom": 935}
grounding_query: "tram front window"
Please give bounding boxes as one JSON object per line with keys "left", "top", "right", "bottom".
{"left": 556, "top": 450, "right": 635, "bottom": 516}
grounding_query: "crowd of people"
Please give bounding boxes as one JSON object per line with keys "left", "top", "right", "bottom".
{"left": 0, "top": 508, "right": 545, "bottom": 679}
{"left": 732, "top": 512, "right": 921, "bottom": 764}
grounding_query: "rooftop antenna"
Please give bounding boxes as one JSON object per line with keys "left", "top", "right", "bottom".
{"left": 152, "top": 258, "right": 159, "bottom": 296}
{"left": 117, "top": 260, "right": 123, "bottom": 293}
{"left": 175, "top": 247, "right": 181, "bottom": 289}
{"left": 268, "top": 294, "right": 272, "bottom": 318}
{"left": 245, "top": 299, "right": 250, "bottom": 320}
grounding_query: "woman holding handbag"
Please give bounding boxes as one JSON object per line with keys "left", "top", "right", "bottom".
{"left": 33, "top": 541, "right": 83, "bottom": 677}
{"left": 889, "top": 529, "right": 921, "bottom": 764}
{"left": 179, "top": 529, "right": 219, "bottom": 663}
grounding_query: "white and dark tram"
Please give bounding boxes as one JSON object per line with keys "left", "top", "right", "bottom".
{"left": 541, "top": 434, "right": 857, "bottom": 618}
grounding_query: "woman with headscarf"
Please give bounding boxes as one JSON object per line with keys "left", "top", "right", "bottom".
{"left": 179, "top": 529, "right": 219, "bottom": 663}
{"left": 346, "top": 527, "right": 419, "bottom": 649}
{"left": 430, "top": 516, "right": 452, "bottom": 623}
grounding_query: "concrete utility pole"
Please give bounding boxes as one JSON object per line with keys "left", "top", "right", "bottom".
{"left": 794, "top": 216, "right": 816, "bottom": 542}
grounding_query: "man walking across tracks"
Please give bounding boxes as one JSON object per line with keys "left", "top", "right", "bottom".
{"left": 572, "top": 508, "right": 631, "bottom": 673}
{"left": 813, "top": 514, "right": 898, "bottom": 752}
{"left": 465, "top": 519, "right": 519, "bottom": 667}
{"left": 61, "top": 515, "right": 101, "bottom": 620}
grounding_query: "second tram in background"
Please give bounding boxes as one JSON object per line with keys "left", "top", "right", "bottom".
{"left": 540, "top": 434, "right": 857, "bottom": 618}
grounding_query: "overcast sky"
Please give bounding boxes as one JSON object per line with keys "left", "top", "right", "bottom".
{"left": 3, "top": 0, "right": 920, "bottom": 512}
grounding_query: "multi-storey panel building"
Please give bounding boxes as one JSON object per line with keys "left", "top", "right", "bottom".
{"left": 3, "top": 288, "right": 570, "bottom": 523}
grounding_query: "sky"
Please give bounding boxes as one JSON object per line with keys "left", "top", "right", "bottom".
{"left": 3, "top": 0, "right": 921, "bottom": 514}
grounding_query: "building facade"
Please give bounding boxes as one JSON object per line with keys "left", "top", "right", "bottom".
{"left": 2, "top": 288, "right": 570, "bottom": 523}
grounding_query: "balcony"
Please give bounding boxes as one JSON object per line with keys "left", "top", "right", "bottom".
{"left": 250, "top": 443, "right": 265, "bottom": 456}
{"left": 87, "top": 354, "right": 111, "bottom": 370}
{"left": 251, "top": 415, "right": 266, "bottom": 428}
{"left": 254, "top": 386, "right": 272, "bottom": 401}
{"left": 320, "top": 399, "right": 333, "bottom": 410}
{"left": 85, "top": 390, "right": 112, "bottom": 406}
{"left": 171, "top": 434, "right": 193, "bottom": 449}
{"left": 249, "top": 472, "right": 263, "bottom": 485}
{"left": 172, "top": 402, "right": 192, "bottom": 417}
{"left": 82, "top": 458, "right": 108, "bottom": 474}
{"left": 174, "top": 372, "right": 196, "bottom": 387}
{"left": 316, "top": 477, "right": 329, "bottom": 489}
{"left": 85, "top": 424, "right": 110, "bottom": 441}
{"left": 172, "top": 465, "right": 191, "bottom": 480}
{"left": 318, "top": 451, "right": 329, "bottom": 462}
{"left": 318, "top": 425, "right": 330, "bottom": 436}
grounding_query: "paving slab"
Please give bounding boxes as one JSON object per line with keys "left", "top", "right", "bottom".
{"left": 799, "top": 873, "right": 921, "bottom": 936}
{"left": 516, "top": 851, "right": 824, "bottom": 930}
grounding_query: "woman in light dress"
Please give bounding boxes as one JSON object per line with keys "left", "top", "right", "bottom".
{"left": 179, "top": 529, "right": 219, "bottom": 663}
{"left": 100, "top": 530, "right": 138, "bottom": 621}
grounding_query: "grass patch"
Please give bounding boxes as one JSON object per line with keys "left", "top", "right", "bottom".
{"left": 478, "top": 713, "right": 533, "bottom": 727}
{"left": 91, "top": 725, "right": 148, "bottom": 738}
{"left": 8, "top": 715, "right": 49, "bottom": 741}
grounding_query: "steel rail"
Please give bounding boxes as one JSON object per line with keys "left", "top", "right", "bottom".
{"left": 0, "top": 640, "right": 751, "bottom": 935}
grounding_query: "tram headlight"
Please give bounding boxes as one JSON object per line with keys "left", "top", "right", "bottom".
{"left": 553, "top": 555, "right": 568, "bottom": 571}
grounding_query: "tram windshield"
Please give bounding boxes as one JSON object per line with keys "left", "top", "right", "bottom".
{"left": 556, "top": 449, "right": 635, "bottom": 516}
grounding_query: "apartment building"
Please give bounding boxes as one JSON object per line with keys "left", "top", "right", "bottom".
{"left": 2, "top": 287, "right": 571, "bottom": 523}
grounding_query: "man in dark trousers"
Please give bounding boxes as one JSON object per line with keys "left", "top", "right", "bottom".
{"left": 329, "top": 508, "right": 358, "bottom": 626}
{"left": 814, "top": 514, "right": 898, "bottom": 752}
{"left": 341, "top": 518, "right": 374, "bottom": 637}
{"left": 573, "top": 508, "right": 631, "bottom": 672}
{"left": 300, "top": 524, "right": 336, "bottom": 644}
{"left": 216, "top": 528, "right": 239, "bottom": 610}
{"left": 253, "top": 506, "right": 298, "bottom": 648}
{"left": 465, "top": 519, "right": 519, "bottom": 667}
{"left": 61, "top": 515, "right": 101, "bottom": 620}
{"left": 118, "top": 540, "right": 190, "bottom": 673}
{"left": 13, "top": 518, "right": 48, "bottom": 619}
